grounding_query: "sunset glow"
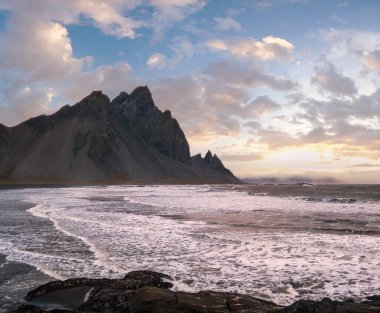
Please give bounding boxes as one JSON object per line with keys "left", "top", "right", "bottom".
{"left": 1, "top": 0, "right": 379, "bottom": 182}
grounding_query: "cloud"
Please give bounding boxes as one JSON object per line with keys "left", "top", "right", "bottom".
{"left": 0, "top": 0, "right": 143, "bottom": 39}
{"left": 247, "top": 95, "right": 281, "bottom": 117}
{"left": 0, "top": 61, "right": 136, "bottom": 126}
{"left": 68, "top": 0, "right": 143, "bottom": 38}
{"left": 0, "top": 0, "right": 207, "bottom": 126}
{"left": 254, "top": 0, "right": 310, "bottom": 8}
{"left": 204, "top": 61, "right": 298, "bottom": 91}
{"left": 151, "top": 60, "right": 297, "bottom": 144}
{"left": 237, "top": 82, "right": 380, "bottom": 157}
{"left": 207, "top": 36, "right": 294, "bottom": 62}
{"left": 62, "top": 62, "right": 136, "bottom": 102}
{"left": 279, "top": 89, "right": 380, "bottom": 157}
{"left": 0, "top": 2, "right": 84, "bottom": 125}
{"left": 331, "top": 14, "right": 347, "bottom": 24}
{"left": 311, "top": 61, "right": 357, "bottom": 96}
{"left": 345, "top": 163, "right": 380, "bottom": 168}
{"left": 338, "top": 2, "right": 348, "bottom": 7}
{"left": 147, "top": 53, "right": 167, "bottom": 68}
{"left": 169, "top": 36, "right": 195, "bottom": 65}
{"left": 320, "top": 28, "right": 380, "bottom": 57}
{"left": 362, "top": 50, "right": 380, "bottom": 74}
{"left": 243, "top": 175, "right": 339, "bottom": 184}
{"left": 214, "top": 16, "right": 242, "bottom": 32}
{"left": 300, "top": 89, "right": 380, "bottom": 123}
{"left": 255, "top": 1, "right": 273, "bottom": 8}
{"left": 0, "top": 18, "right": 84, "bottom": 82}
{"left": 148, "top": 0, "right": 206, "bottom": 42}
{"left": 220, "top": 153, "right": 263, "bottom": 162}
{"left": 0, "top": 87, "right": 53, "bottom": 126}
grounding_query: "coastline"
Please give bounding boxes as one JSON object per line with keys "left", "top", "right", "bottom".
{"left": 11, "top": 270, "right": 380, "bottom": 313}
{"left": 0, "top": 253, "right": 54, "bottom": 313}
{"left": 1, "top": 184, "right": 379, "bottom": 311}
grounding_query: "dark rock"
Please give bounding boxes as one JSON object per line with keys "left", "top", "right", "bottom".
{"left": 10, "top": 304, "right": 46, "bottom": 313}
{"left": 0, "top": 124, "right": 10, "bottom": 162}
{"left": 204, "top": 150, "right": 235, "bottom": 177}
{"left": 111, "top": 86, "right": 191, "bottom": 165}
{"left": 279, "top": 297, "right": 380, "bottom": 313}
{"left": 191, "top": 151, "right": 239, "bottom": 183}
{"left": 25, "top": 277, "right": 112, "bottom": 301}
{"left": 0, "top": 86, "right": 239, "bottom": 185}
{"left": 72, "top": 130, "right": 88, "bottom": 155}
{"left": 129, "top": 287, "right": 257, "bottom": 313}
{"left": 364, "top": 295, "right": 380, "bottom": 307}
{"left": 122, "top": 270, "right": 173, "bottom": 289}
{"left": 10, "top": 304, "right": 72, "bottom": 313}
{"left": 11, "top": 271, "right": 380, "bottom": 313}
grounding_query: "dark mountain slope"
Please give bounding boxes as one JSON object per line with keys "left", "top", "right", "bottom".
{"left": 0, "top": 86, "right": 239, "bottom": 185}
{"left": 191, "top": 151, "right": 237, "bottom": 182}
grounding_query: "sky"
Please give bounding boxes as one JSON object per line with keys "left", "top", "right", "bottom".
{"left": 0, "top": 0, "right": 380, "bottom": 183}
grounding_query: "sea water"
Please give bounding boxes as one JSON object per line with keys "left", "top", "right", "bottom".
{"left": 0, "top": 185, "right": 379, "bottom": 310}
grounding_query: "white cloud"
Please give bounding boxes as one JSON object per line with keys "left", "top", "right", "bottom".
{"left": 207, "top": 36, "right": 294, "bottom": 62}
{"left": 0, "top": 18, "right": 84, "bottom": 82}
{"left": 148, "top": 0, "right": 206, "bottom": 42}
{"left": 362, "top": 50, "right": 380, "bottom": 74}
{"left": 71, "top": 0, "right": 142, "bottom": 38}
{"left": 147, "top": 53, "right": 167, "bottom": 68}
{"left": 0, "top": 87, "right": 53, "bottom": 126}
{"left": 255, "top": 1, "right": 273, "bottom": 8}
{"left": 169, "top": 36, "right": 195, "bottom": 65}
{"left": 311, "top": 61, "right": 357, "bottom": 96}
{"left": 214, "top": 16, "right": 242, "bottom": 32}
{"left": 320, "top": 28, "right": 380, "bottom": 56}
{"left": 151, "top": 60, "right": 297, "bottom": 145}
{"left": 247, "top": 95, "right": 281, "bottom": 117}
{"left": 331, "top": 14, "right": 347, "bottom": 24}
{"left": 203, "top": 61, "right": 298, "bottom": 91}
{"left": 62, "top": 62, "right": 136, "bottom": 102}
{"left": 0, "top": 0, "right": 206, "bottom": 126}
{"left": 150, "top": 0, "right": 201, "bottom": 6}
{"left": 0, "top": 0, "right": 143, "bottom": 39}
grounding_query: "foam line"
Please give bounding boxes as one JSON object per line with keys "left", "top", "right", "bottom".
{"left": 2, "top": 185, "right": 377, "bottom": 306}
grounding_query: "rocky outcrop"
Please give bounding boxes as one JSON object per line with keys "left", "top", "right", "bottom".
{"left": 111, "top": 86, "right": 191, "bottom": 165}
{"left": 0, "top": 86, "right": 240, "bottom": 185}
{"left": 191, "top": 151, "right": 239, "bottom": 183}
{"left": 11, "top": 271, "right": 380, "bottom": 313}
{"left": 0, "top": 123, "right": 9, "bottom": 161}
{"left": 278, "top": 296, "right": 380, "bottom": 313}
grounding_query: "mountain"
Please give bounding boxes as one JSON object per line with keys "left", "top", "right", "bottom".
{"left": 0, "top": 86, "right": 239, "bottom": 185}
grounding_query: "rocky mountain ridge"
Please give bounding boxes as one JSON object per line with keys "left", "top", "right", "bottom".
{"left": 0, "top": 86, "right": 239, "bottom": 184}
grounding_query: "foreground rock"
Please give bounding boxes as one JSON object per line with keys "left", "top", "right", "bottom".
{"left": 0, "top": 86, "right": 239, "bottom": 185}
{"left": 11, "top": 271, "right": 380, "bottom": 313}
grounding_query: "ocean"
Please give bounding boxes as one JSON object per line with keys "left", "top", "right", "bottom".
{"left": 0, "top": 184, "right": 379, "bottom": 311}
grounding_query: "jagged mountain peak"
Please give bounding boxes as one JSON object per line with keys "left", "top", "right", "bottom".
{"left": 130, "top": 85, "right": 151, "bottom": 97}
{"left": 0, "top": 86, "right": 239, "bottom": 184}
{"left": 111, "top": 86, "right": 155, "bottom": 112}
{"left": 191, "top": 150, "right": 236, "bottom": 180}
{"left": 204, "top": 150, "right": 213, "bottom": 160}
{"left": 77, "top": 90, "right": 110, "bottom": 107}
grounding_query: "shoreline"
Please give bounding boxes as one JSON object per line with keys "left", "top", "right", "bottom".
{"left": 0, "top": 253, "right": 54, "bottom": 313}
{"left": 1, "top": 182, "right": 380, "bottom": 191}
{"left": 1, "top": 185, "right": 379, "bottom": 311}
{"left": 11, "top": 270, "right": 380, "bottom": 313}
{"left": 3, "top": 254, "right": 379, "bottom": 313}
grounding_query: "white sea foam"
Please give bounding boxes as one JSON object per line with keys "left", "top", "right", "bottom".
{"left": 83, "top": 288, "right": 94, "bottom": 303}
{"left": 1, "top": 185, "right": 379, "bottom": 305}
